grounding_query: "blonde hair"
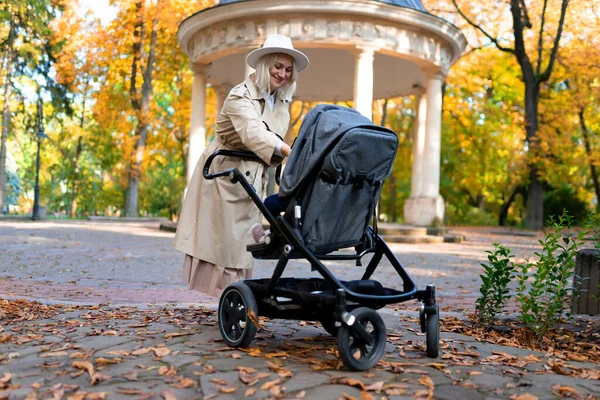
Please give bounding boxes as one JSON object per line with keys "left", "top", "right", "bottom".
{"left": 253, "top": 53, "right": 297, "bottom": 101}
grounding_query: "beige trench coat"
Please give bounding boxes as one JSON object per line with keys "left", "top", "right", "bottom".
{"left": 174, "top": 77, "right": 290, "bottom": 271}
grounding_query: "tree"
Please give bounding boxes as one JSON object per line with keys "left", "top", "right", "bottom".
{"left": 0, "top": 0, "right": 71, "bottom": 214}
{"left": 450, "top": 0, "right": 570, "bottom": 229}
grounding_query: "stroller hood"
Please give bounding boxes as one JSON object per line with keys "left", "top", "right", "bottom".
{"left": 279, "top": 104, "right": 378, "bottom": 197}
{"left": 279, "top": 104, "right": 398, "bottom": 253}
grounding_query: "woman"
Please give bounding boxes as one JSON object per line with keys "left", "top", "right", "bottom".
{"left": 174, "top": 34, "right": 309, "bottom": 297}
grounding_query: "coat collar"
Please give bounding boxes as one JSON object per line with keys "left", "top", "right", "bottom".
{"left": 244, "top": 77, "right": 289, "bottom": 104}
{"left": 244, "top": 77, "right": 263, "bottom": 101}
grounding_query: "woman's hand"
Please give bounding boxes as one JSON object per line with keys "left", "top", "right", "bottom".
{"left": 281, "top": 144, "right": 292, "bottom": 157}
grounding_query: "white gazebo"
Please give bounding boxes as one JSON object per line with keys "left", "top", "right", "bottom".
{"left": 177, "top": 0, "right": 466, "bottom": 226}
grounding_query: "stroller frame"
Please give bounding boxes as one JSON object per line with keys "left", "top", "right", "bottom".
{"left": 204, "top": 149, "right": 440, "bottom": 371}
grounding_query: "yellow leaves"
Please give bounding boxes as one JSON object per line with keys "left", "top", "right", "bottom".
{"left": 94, "top": 357, "right": 123, "bottom": 365}
{"left": 158, "top": 365, "right": 177, "bottom": 376}
{"left": 71, "top": 360, "right": 109, "bottom": 386}
{"left": 509, "top": 394, "right": 538, "bottom": 400}
{"left": 0, "top": 373, "right": 13, "bottom": 390}
{"left": 0, "top": 334, "right": 12, "bottom": 344}
{"left": 260, "top": 379, "right": 281, "bottom": 390}
{"left": 170, "top": 376, "right": 196, "bottom": 389}
{"left": 131, "top": 346, "right": 170, "bottom": 357}
{"left": 247, "top": 308, "right": 260, "bottom": 327}
{"left": 39, "top": 351, "right": 69, "bottom": 358}
{"left": 217, "top": 385, "right": 237, "bottom": 393}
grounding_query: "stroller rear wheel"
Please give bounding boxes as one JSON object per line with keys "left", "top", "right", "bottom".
{"left": 218, "top": 282, "right": 258, "bottom": 348}
{"left": 337, "top": 307, "right": 386, "bottom": 371}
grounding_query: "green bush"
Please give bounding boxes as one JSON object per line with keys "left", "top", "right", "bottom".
{"left": 514, "top": 211, "right": 586, "bottom": 342}
{"left": 543, "top": 184, "right": 589, "bottom": 224}
{"left": 475, "top": 244, "right": 515, "bottom": 325}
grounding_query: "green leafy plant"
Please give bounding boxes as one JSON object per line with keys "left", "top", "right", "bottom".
{"left": 515, "top": 211, "right": 586, "bottom": 342}
{"left": 475, "top": 243, "right": 515, "bottom": 326}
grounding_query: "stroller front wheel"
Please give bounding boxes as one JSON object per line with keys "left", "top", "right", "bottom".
{"left": 337, "top": 307, "right": 386, "bottom": 371}
{"left": 218, "top": 282, "right": 258, "bottom": 348}
{"left": 425, "top": 304, "right": 440, "bottom": 358}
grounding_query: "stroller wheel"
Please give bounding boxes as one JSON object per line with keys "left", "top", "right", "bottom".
{"left": 319, "top": 318, "right": 339, "bottom": 337}
{"left": 218, "top": 282, "right": 258, "bottom": 348}
{"left": 337, "top": 308, "right": 386, "bottom": 371}
{"left": 425, "top": 304, "right": 440, "bottom": 358}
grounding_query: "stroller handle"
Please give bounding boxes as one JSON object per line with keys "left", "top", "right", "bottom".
{"left": 203, "top": 150, "right": 261, "bottom": 180}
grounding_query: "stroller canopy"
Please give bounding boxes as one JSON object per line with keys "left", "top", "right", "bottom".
{"left": 279, "top": 104, "right": 398, "bottom": 253}
{"left": 279, "top": 104, "right": 380, "bottom": 197}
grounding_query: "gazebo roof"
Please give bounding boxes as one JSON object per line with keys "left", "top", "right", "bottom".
{"left": 218, "top": 0, "right": 427, "bottom": 12}
{"left": 179, "top": 0, "right": 465, "bottom": 101}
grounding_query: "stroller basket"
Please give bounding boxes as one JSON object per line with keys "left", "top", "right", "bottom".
{"left": 205, "top": 105, "right": 440, "bottom": 371}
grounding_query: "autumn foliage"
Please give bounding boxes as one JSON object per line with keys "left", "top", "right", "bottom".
{"left": 0, "top": 0, "right": 597, "bottom": 225}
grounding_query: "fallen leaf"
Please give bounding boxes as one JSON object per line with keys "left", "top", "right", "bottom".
{"left": 152, "top": 347, "right": 171, "bottom": 358}
{"left": 0, "top": 334, "right": 12, "bottom": 344}
{"left": 171, "top": 376, "right": 196, "bottom": 389}
{"left": 244, "top": 388, "right": 256, "bottom": 396}
{"left": 419, "top": 376, "right": 435, "bottom": 390}
{"left": 164, "top": 332, "right": 193, "bottom": 340}
{"left": 332, "top": 377, "right": 365, "bottom": 391}
{"left": 364, "top": 381, "right": 384, "bottom": 392}
{"left": 95, "top": 357, "right": 123, "bottom": 365}
{"left": 90, "top": 373, "right": 110, "bottom": 385}
{"left": 236, "top": 366, "right": 257, "bottom": 374}
{"left": 72, "top": 361, "right": 95, "bottom": 378}
{"left": 509, "top": 395, "right": 538, "bottom": 400}
{"left": 218, "top": 386, "right": 237, "bottom": 393}
{"left": 161, "top": 390, "right": 176, "bottom": 400}
{"left": 360, "top": 391, "right": 375, "bottom": 400}
{"left": 132, "top": 348, "right": 151, "bottom": 356}
{"left": 260, "top": 379, "right": 281, "bottom": 390}
{"left": 40, "top": 351, "right": 68, "bottom": 358}
{"left": 116, "top": 387, "right": 144, "bottom": 395}
{"left": 247, "top": 309, "right": 259, "bottom": 327}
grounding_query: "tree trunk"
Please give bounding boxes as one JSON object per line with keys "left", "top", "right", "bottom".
{"left": 522, "top": 76, "right": 544, "bottom": 229}
{"left": 70, "top": 136, "right": 83, "bottom": 217}
{"left": 0, "top": 19, "right": 15, "bottom": 213}
{"left": 124, "top": 3, "right": 157, "bottom": 217}
{"left": 499, "top": 185, "right": 521, "bottom": 226}
{"left": 579, "top": 109, "right": 600, "bottom": 212}
{"left": 511, "top": 0, "right": 544, "bottom": 230}
{"left": 70, "top": 95, "right": 87, "bottom": 218}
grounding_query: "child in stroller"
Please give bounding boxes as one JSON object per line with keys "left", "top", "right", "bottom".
{"left": 203, "top": 104, "right": 440, "bottom": 371}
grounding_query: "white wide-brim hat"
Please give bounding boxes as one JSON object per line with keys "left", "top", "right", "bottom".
{"left": 246, "top": 34, "right": 309, "bottom": 72}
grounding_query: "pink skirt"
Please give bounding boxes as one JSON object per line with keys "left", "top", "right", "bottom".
{"left": 182, "top": 254, "right": 252, "bottom": 298}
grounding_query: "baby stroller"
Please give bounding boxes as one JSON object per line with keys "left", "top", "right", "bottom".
{"left": 204, "top": 104, "right": 439, "bottom": 371}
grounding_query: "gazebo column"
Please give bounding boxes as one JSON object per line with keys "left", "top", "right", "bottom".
{"left": 187, "top": 63, "right": 207, "bottom": 183}
{"left": 215, "top": 85, "right": 231, "bottom": 115}
{"left": 353, "top": 46, "right": 375, "bottom": 121}
{"left": 404, "top": 71, "right": 445, "bottom": 226}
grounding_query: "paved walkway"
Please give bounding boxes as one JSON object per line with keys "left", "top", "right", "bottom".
{"left": 0, "top": 220, "right": 543, "bottom": 311}
{"left": 1, "top": 220, "right": 599, "bottom": 399}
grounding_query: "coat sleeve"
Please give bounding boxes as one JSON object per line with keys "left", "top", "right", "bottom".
{"left": 224, "top": 93, "right": 284, "bottom": 166}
